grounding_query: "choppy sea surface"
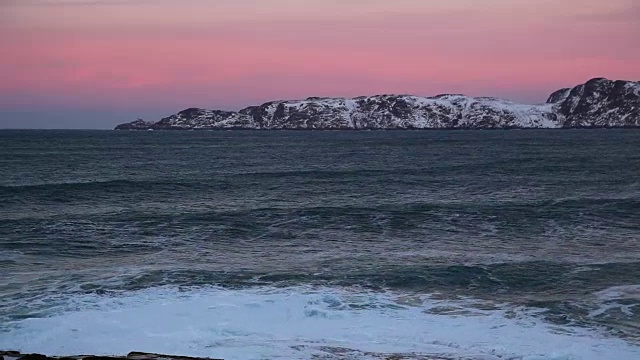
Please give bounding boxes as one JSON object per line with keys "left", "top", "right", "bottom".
{"left": 1, "top": 129, "right": 639, "bottom": 360}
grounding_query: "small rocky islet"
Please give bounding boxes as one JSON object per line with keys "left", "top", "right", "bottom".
{"left": 115, "top": 77, "right": 640, "bottom": 130}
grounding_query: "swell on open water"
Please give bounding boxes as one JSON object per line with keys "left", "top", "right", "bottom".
{"left": 1, "top": 129, "right": 639, "bottom": 360}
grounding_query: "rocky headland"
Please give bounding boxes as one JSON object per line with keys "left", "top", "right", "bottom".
{"left": 115, "top": 78, "right": 639, "bottom": 130}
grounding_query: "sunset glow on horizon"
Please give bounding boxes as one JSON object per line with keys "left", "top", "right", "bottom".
{"left": 1, "top": 0, "right": 639, "bottom": 128}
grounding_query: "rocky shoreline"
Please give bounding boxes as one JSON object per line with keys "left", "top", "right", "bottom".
{"left": 0, "top": 352, "right": 223, "bottom": 360}
{"left": 0, "top": 350, "right": 463, "bottom": 360}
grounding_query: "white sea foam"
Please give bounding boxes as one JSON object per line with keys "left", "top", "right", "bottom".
{"left": 1, "top": 286, "right": 638, "bottom": 360}
{"left": 589, "top": 284, "right": 640, "bottom": 321}
{"left": 596, "top": 284, "right": 640, "bottom": 302}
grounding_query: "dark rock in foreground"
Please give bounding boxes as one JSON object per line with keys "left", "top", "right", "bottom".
{"left": 115, "top": 78, "right": 640, "bottom": 130}
{"left": 0, "top": 350, "right": 472, "bottom": 360}
{"left": 0, "top": 352, "right": 222, "bottom": 360}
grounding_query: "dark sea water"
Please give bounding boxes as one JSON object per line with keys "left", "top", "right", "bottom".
{"left": 1, "top": 129, "right": 640, "bottom": 360}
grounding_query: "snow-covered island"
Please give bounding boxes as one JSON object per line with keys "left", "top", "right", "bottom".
{"left": 115, "top": 78, "right": 640, "bottom": 130}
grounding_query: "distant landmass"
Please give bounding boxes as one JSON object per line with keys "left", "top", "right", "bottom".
{"left": 115, "top": 78, "right": 640, "bottom": 130}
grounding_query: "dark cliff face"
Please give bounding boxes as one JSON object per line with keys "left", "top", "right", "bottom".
{"left": 239, "top": 98, "right": 355, "bottom": 129}
{"left": 546, "top": 88, "right": 571, "bottom": 104}
{"left": 238, "top": 105, "right": 270, "bottom": 128}
{"left": 149, "top": 108, "right": 258, "bottom": 130}
{"left": 554, "top": 78, "right": 640, "bottom": 127}
{"left": 114, "top": 78, "right": 640, "bottom": 130}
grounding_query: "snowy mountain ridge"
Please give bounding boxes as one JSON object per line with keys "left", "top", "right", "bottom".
{"left": 115, "top": 78, "right": 640, "bottom": 130}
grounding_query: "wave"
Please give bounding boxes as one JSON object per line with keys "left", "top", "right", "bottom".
{"left": 0, "top": 179, "right": 224, "bottom": 193}
{"left": 596, "top": 285, "right": 640, "bottom": 301}
{"left": 1, "top": 286, "right": 638, "bottom": 360}
{"left": 0, "top": 179, "right": 230, "bottom": 207}
{"left": 3, "top": 193, "right": 639, "bottom": 225}
{"left": 0, "top": 168, "right": 432, "bottom": 191}
{"left": 3, "top": 262, "right": 640, "bottom": 323}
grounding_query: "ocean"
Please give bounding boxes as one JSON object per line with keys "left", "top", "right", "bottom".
{"left": 1, "top": 129, "right": 639, "bottom": 360}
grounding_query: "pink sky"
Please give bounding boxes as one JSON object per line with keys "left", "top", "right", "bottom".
{"left": 1, "top": 0, "right": 639, "bottom": 128}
